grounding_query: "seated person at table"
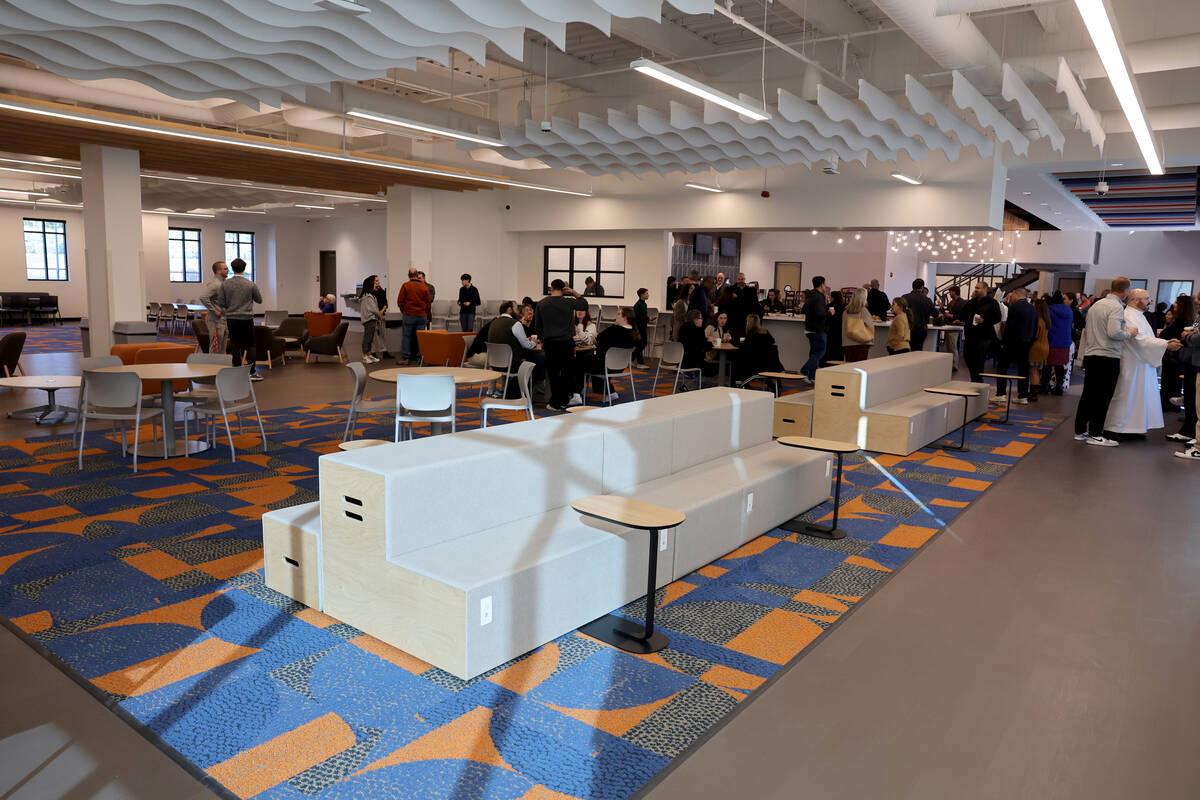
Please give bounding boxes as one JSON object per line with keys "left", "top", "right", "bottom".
{"left": 464, "top": 318, "right": 491, "bottom": 368}
{"left": 887, "top": 297, "right": 913, "bottom": 355}
{"left": 574, "top": 307, "right": 597, "bottom": 346}
{"left": 678, "top": 309, "right": 719, "bottom": 389}
{"left": 318, "top": 294, "right": 336, "bottom": 313}
{"left": 487, "top": 302, "right": 546, "bottom": 391}
{"left": 705, "top": 311, "right": 733, "bottom": 345}
{"left": 761, "top": 288, "right": 785, "bottom": 315}
{"left": 575, "top": 306, "right": 639, "bottom": 403}
{"left": 733, "top": 314, "right": 784, "bottom": 383}
{"left": 520, "top": 303, "right": 536, "bottom": 339}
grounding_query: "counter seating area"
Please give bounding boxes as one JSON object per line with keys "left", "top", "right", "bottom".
{"left": 1, "top": 293, "right": 61, "bottom": 325}
{"left": 810, "top": 351, "right": 992, "bottom": 455}
{"left": 263, "top": 388, "right": 833, "bottom": 680}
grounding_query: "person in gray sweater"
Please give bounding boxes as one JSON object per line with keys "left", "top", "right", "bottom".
{"left": 217, "top": 258, "right": 263, "bottom": 380}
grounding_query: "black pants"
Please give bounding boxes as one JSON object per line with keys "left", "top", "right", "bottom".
{"left": 1074, "top": 355, "right": 1121, "bottom": 437}
{"left": 963, "top": 335, "right": 991, "bottom": 383}
{"left": 543, "top": 339, "right": 575, "bottom": 407}
{"left": 633, "top": 322, "right": 647, "bottom": 364}
{"left": 1179, "top": 367, "right": 1197, "bottom": 436}
{"left": 997, "top": 340, "right": 1031, "bottom": 398}
{"left": 227, "top": 318, "right": 255, "bottom": 372}
{"left": 910, "top": 328, "right": 928, "bottom": 352}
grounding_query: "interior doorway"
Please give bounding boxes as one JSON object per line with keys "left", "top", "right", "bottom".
{"left": 773, "top": 261, "right": 802, "bottom": 294}
{"left": 319, "top": 251, "right": 336, "bottom": 298}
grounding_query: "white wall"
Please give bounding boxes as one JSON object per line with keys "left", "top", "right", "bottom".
{"left": 307, "top": 212, "right": 387, "bottom": 308}
{"left": 515, "top": 229, "right": 670, "bottom": 307}
{"left": 431, "top": 190, "right": 517, "bottom": 302}
{"left": 0, "top": 204, "right": 87, "bottom": 317}
{"left": 740, "top": 231, "right": 890, "bottom": 294}
{"left": 1094, "top": 230, "right": 1200, "bottom": 301}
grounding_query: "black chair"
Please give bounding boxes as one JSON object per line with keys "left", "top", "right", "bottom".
{"left": 192, "top": 318, "right": 211, "bottom": 353}
{"left": 304, "top": 321, "right": 349, "bottom": 363}
{"left": 252, "top": 325, "right": 286, "bottom": 369}
{"left": 0, "top": 331, "right": 26, "bottom": 377}
{"left": 37, "top": 295, "right": 61, "bottom": 325}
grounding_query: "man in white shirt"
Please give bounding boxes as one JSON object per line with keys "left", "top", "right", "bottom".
{"left": 1074, "top": 277, "right": 1139, "bottom": 446}
{"left": 199, "top": 260, "right": 228, "bottom": 353}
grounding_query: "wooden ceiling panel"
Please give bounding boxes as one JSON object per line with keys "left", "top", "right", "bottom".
{"left": 0, "top": 93, "right": 510, "bottom": 196}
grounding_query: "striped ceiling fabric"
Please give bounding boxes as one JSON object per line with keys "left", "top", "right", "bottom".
{"left": 1054, "top": 168, "right": 1199, "bottom": 229}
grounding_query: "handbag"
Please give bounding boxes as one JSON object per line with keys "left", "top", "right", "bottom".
{"left": 1028, "top": 319, "right": 1049, "bottom": 363}
{"left": 846, "top": 314, "right": 873, "bottom": 344}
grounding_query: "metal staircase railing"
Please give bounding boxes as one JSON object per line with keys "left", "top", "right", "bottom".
{"left": 934, "top": 262, "right": 1016, "bottom": 300}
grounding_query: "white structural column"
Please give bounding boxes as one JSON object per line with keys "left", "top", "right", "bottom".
{"left": 81, "top": 144, "right": 145, "bottom": 353}
{"left": 385, "top": 185, "right": 435, "bottom": 295}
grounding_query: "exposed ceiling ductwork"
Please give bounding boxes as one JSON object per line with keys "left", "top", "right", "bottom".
{"left": 869, "top": 0, "right": 1004, "bottom": 94}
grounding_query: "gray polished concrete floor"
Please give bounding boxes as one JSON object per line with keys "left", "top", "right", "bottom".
{"left": 3, "top": 341, "right": 1197, "bottom": 799}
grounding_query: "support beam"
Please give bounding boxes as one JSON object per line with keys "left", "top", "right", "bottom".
{"left": 609, "top": 17, "right": 719, "bottom": 60}
{"left": 80, "top": 144, "right": 145, "bottom": 354}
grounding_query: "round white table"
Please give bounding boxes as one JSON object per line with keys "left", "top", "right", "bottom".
{"left": 370, "top": 367, "right": 502, "bottom": 435}
{"left": 95, "top": 363, "right": 224, "bottom": 457}
{"left": 1, "top": 375, "right": 80, "bottom": 424}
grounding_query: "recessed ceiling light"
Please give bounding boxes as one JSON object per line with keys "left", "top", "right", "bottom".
{"left": 1022, "top": 191, "right": 1032, "bottom": 195}
{"left": 1040, "top": 202, "right": 1049, "bottom": 206}
{"left": 836, "top": 237, "right": 844, "bottom": 244}
{"left": 811, "top": 229, "right": 818, "bottom": 235}
{"left": 1111, "top": 162, "right": 1124, "bottom": 166}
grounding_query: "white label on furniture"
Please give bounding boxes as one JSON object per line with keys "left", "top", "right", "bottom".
{"left": 825, "top": 461, "right": 831, "bottom": 478}
{"left": 746, "top": 492, "right": 754, "bottom": 513}
{"left": 909, "top": 422, "right": 915, "bottom": 433}
{"left": 480, "top": 596, "right": 493, "bottom": 626}
{"left": 659, "top": 531, "right": 669, "bottom": 552}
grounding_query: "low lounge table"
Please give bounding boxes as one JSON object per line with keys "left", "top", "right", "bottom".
{"left": 923, "top": 386, "right": 979, "bottom": 450}
{"left": 1, "top": 375, "right": 80, "bottom": 424}
{"left": 979, "top": 372, "right": 1015, "bottom": 424}
{"left": 572, "top": 495, "right": 685, "bottom": 655}
{"left": 776, "top": 436, "right": 859, "bottom": 540}
{"left": 755, "top": 370, "right": 808, "bottom": 397}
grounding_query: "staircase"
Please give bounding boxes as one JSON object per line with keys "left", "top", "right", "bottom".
{"left": 934, "top": 262, "right": 1015, "bottom": 300}
{"left": 997, "top": 268, "right": 1040, "bottom": 294}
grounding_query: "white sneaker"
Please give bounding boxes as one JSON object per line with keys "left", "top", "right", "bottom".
{"left": 1174, "top": 447, "right": 1200, "bottom": 461}
{"left": 1086, "top": 435, "right": 1118, "bottom": 447}
{"left": 1165, "top": 432, "right": 1192, "bottom": 443}
{"left": 603, "top": 392, "right": 620, "bottom": 402}
{"left": 1012, "top": 397, "right": 1030, "bottom": 405}
{"left": 1073, "top": 433, "right": 1089, "bottom": 441}
{"left": 566, "top": 394, "right": 584, "bottom": 407}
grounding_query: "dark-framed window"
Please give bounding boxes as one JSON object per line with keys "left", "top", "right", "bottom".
{"left": 168, "top": 227, "right": 202, "bottom": 282}
{"left": 1156, "top": 279, "right": 1193, "bottom": 307}
{"left": 23, "top": 218, "right": 68, "bottom": 281}
{"left": 224, "top": 230, "right": 255, "bottom": 281}
{"left": 543, "top": 245, "right": 626, "bottom": 297}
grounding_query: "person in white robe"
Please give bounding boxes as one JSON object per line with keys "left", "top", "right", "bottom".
{"left": 1105, "top": 289, "right": 1182, "bottom": 434}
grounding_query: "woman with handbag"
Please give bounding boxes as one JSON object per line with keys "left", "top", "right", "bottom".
{"left": 1027, "top": 298, "right": 1051, "bottom": 402}
{"left": 842, "top": 287, "right": 875, "bottom": 361}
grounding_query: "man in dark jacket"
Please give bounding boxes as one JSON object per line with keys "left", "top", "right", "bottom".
{"left": 959, "top": 282, "right": 1001, "bottom": 382}
{"left": 725, "top": 273, "right": 761, "bottom": 336}
{"left": 800, "top": 275, "right": 830, "bottom": 381}
{"left": 998, "top": 288, "right": 1038, "bottom": 402}
{"left": 903, "top": 278, "right": 936, "bottom": 351}
{"left": 1174, "top": 324, "right": 1200, "bottom": 460}
{"left": 866, "top": 279, "right": 890, "bottom": 320}
{"left": 536, "top": 279, "right": 588, "bottom": 411}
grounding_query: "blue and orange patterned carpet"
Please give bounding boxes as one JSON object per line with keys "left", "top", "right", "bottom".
{"left": 3, "top": 323, "right": 196, "bottom": 354}
{"left": 0, "top": 374, "right": 1063, "bottom": 799}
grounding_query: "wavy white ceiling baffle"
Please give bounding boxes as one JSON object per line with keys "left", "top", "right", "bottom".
{"left": 1055, "top": 57, "right": 1106, "bottom": 151}
{"left": 857, "top": 80, "right": 960, "bottom": 161}
{"left": 1000, "top": 63, "right": 1065, "bottom": 153}
{"left": 816, "top": 84, "right": 930, "bottom": 161}
{"left": 671, "top": 101, "right": 817, "bottom": 165}
{"left": 951, "top": 70, "right": 1030, "bottom": 155}
{"left": 0, "top": 0, "right": 713, "bottom": 108}
{"left": 704, "top": 101, "right": 866, "bottom": 166}
{"left": 904, "top": 75, "right": 994, "bottom": 157}
{"left": 777, "top": 88, "right": 899, "bottom": 163}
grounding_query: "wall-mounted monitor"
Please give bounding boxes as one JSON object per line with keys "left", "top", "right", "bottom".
{"left": 694, "top": 233, "right": 714, "bottom": 255}
{"left": 719, "top": 236, "right": 737, "bottom": 257}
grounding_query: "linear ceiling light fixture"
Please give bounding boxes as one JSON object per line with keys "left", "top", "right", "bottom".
{"left": 295, "top": 204, "right": 335, "bottom": 210}
{"left": 684, "top": 182, "right": 724, "bottom": 193}
{"left": 0, "top": 188, "right": 49, "bottom": 197}
{"left": 1072, "top": 0, "right": 1163, "bottom": 174}
{"left": 0, "top": 157, "right": 79, "bottom": 170}
{"left": 228, "top": 209, "right": 267, "bottom": 214}
{"left": 890, "top": 171, "right": 923, "bottom": 185}
{"left": 143, "top": 210, "right": 215, "bottom": 218}
{"left": 0, "top": 165, "right": 81, "bottom": 180}
{"left": 346, "top": 109, "right": 505, "bottom": 148}
{"left": 0, "top": 197, "right": 80, "bottom": 208}
{"left": 0, "top": 98, "right": 592, "bottom": 198}
{"left": 630, "top": 58, "right": 771, "bottom": 121}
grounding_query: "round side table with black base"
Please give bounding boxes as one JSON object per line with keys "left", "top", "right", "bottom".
{"left": 571, "top": 495, "right": 685, "bottom": 655}
{"left": 924, "top": 387, "right": 980, "bottom": 451}
{"left": 776, "top": 436, "right": 860, "bottom": 540}
{"left": 979, "top": 373, "right": 1015, "bottom": 425}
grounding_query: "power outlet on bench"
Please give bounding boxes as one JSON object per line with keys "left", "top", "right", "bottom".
{"left": 480, "top": 596, "right": 492, "bottom": 626}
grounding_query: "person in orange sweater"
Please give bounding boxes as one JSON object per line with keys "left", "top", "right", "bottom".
{"left": 396, "top": 268, "right": 432, "bottom": 363}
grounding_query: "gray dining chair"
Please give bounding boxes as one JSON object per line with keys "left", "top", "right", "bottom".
{"left": 343, "top": 362, "right": 394, "bottom": 441}
{"left": 481, "top": 361, "right": 536, "bottom": 428}
{"left": 182, "top": 366, "right": 268, "bottom": 462}
{"left": 584, "top": 346, "right": 635, "bottom": 405}
{"left": 395, "top": 374, "right": 456, "bottom": 442}
{"left": 77, "top": 369, "right": 163, "bottom": 473}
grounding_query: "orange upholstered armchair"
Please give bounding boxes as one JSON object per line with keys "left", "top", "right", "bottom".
{"left": 304, "top": 311, "right": 342, "bottom": 339}
{"left": 415, "top": 330, "right": 472, "bottom": 366}
{"left": 111, "top": 342, "right": 193, "bottom": 394}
